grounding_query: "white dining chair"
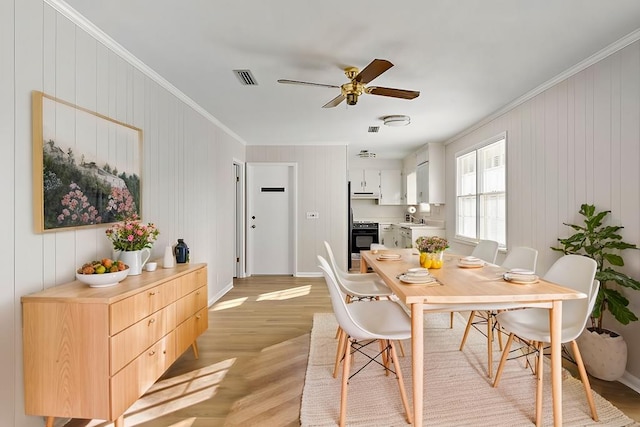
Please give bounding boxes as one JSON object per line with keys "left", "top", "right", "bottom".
{"left": 319, "top": 260, "right": 413, "bottom": 427}
{"left": 492, "top": 254, "right": 599, "bottom": 426}
{"left": 470, "top": 239, "right": 499, "bottom": 264}
{"left": 459, "top": 246, "right": 538, "bottom": 377}
{"left": 324, "top": 241, "right": 387, "bottom": 287}
{"left": 318, "top": 255, "right": 404, "bottom": 373}
{"left": 323, "top": 242, "right": 393, "bottom": 301}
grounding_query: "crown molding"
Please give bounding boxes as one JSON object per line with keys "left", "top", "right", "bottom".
{"left": 44, "top": 0, "right": 247, "bottom": 145}
{"left": 445, "top": 27, "right": 640, "bottom": 145}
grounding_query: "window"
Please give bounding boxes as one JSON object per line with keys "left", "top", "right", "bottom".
{"left": 455, "top": 134, "right": 506, "bottom": 246}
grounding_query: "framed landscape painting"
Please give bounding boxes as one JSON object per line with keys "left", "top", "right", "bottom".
{"left": 32, "top": 91, "right": 143, "bottom": 232}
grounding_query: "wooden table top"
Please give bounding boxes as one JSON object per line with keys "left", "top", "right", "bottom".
{"left": 360, "top": 249, "right": 586, "bottom": 305}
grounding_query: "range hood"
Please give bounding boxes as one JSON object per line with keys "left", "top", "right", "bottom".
{"left": 351, "top": 192, "right": 380, "bottom": 199}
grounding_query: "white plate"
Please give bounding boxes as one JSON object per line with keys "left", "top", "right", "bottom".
{"left": 503, "top": 273, "right": 539, "bottom": 284}
{"left": 398, "top": 274, "right": 439, "bottom": 285}
{"left": 508, "top": 268, "right": 535, "bottom": 275}
{"left": 377, "top": 256, "right": 402, "bottom": 261}
{"left": 407, "top": 267, "right": 429, "bottom": 274}
{"left": 378, "top": 253, "right": 401, "bottom": 259}
{"left": 458, "top": 261, "right": 484, "bottom": 268}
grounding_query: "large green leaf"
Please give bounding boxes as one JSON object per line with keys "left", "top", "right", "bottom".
{"left": 604, "top": 288, "right": 638, "bottom": 325}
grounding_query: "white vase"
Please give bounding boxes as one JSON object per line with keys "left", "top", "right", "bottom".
{"left": 163, "top": 246, "right": 175, "bottom": 268}
{"left": 576, "top": 328, "right": 628, "bottom": 381}
{"left": 118, "top": 248, "right": 151, "bottom": 276}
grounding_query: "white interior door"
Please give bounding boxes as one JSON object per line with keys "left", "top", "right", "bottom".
{"left": 246, "top": 163, "right": 296, "bottom": 275}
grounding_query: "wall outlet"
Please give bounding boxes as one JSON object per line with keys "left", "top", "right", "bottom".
{"left": 306, "top": 212, "right": 319, "bottom": 219}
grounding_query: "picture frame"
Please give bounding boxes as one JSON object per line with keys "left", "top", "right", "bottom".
{"left": 32, "top": 91, "right": 143, "bottom": 232}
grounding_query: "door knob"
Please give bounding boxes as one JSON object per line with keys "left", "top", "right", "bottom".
{"left": 251, "top": 225, "right": 256, "bottom": 228}
{"left": 252, "top": 216, "right": 256, "bottom": 219}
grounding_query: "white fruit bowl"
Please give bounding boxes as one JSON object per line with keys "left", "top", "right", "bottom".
{"left": 76, "top": 268, "right": 130, "bottom": 288}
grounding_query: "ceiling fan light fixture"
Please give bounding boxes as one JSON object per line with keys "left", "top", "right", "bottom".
{"left": 346, "top": 92, "right": 359, "bottom": 105}
{"left": 383, "top": 115, "right": 411, "bottom": 127}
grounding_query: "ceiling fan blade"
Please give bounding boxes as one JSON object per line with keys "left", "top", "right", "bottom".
{"left": 322, "top": 94, "right": 346, "bottom": 108}
{"left": 367, "top": 86, "right": 420, "bottom": 100}
{"left": 277, "top": 79, "right": 340, "bottom": 89}
{"left": 354, "top": 59, "right": 393, "bottom": 84}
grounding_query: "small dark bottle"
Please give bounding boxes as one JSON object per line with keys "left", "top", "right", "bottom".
{"left": 174, "top": 239, "right": 190, "bottom": 263}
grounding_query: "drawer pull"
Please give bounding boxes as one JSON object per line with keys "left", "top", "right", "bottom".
{"left": 196, "top": 314, "right": 201, "bottom": 320}
{"left": 148, "top": 318, "right": 156, "bottom": 325}
{"left": 148, "top": 350, "right": 156, "bottom": 356}
{"left": 196, "top": 291, "right": 200, "bottom": 295}
{"left": 149, "top": 291, "right": 159, "bottom": 296}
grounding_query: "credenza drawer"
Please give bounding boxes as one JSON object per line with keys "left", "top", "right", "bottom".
{"left": 110, "top": 331, "right": 176, "bottom": 418}
{"left": 176, "top": 306, "right": 208, "bottom": 355}
{"left": 110, "top": 280, "right": 177, "bottom": 335}
{"left": 176, "top": 286, "right": 207, "bottom": 325}
{"left": 110, "top": 303, "right": 176, "bottom": 375}
{"left": 179, "top": 266, "right": 207, "bottom": 296}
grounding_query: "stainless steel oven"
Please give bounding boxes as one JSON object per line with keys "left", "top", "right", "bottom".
{"left": 351, "top": 222, "right": 379, "bottom": 254}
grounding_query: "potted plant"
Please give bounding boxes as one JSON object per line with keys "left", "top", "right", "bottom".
{"left": 551, "top": 203, "right": 640, "bottom": 380}
{"left": 105, "top": 215, "right": 160, "bottom": 276}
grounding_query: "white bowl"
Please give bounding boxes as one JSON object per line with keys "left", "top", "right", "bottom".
{"left": 76, "top": 268, "right": 130, "bottom": 288}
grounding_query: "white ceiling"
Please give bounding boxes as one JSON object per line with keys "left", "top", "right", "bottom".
{"left": 63, "top": 0, "right": 640, "bottom": 160}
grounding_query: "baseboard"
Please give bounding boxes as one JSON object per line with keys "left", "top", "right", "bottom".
{"left": 295, "top": 272, "right": 322, "bottom": 278}
{"left": 208, "top": 281, "right": 234, "bottom": 307}
{"left": 619, "top": 371, "right": 640, "bottom": 394}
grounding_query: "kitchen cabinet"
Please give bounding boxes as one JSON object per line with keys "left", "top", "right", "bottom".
{"left": 349, "top": 168, "right": 380, "bottom": 195}
{"left": 379, "top": 169, "right": 402, "bottom": 205}
{"left": 21, "top": 264, "right": 208, "bottom": 427}
{"left": 398, "top": 225, "right": 447, "bottom": 248}
{"left": 416, "top": 143, "right": 445, "bottom": 204}
{"left": 379, "top": 223, "right": 394, "bottom": 247}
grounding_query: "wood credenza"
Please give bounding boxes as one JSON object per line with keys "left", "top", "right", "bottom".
{"left": 21, "top": 263, "right": 208, "bottom": 427}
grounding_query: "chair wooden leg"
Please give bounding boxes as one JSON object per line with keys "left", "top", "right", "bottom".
{"left": 45, "top": 417, "right": 55, "bottom": 427}
{"left": 334, "top": 328, "right": 346, "bottom": 378}
{"left": 493, "top": 333, "right": 515, "bottom": 388}
{"left": 495, "top": 311, "right": 504, "bottom": 351}
{"left": 535, "top": 342, "right": 544, "bottom": 427}
{"left": 487, "top": 313, "right": 494, "bottom": 378}
{"left": 571, "top": 340, "right": 599, "bottom": 421}
{"left": 450, "top": 311, "right": 454, "bottom": 328}
{"left": 459, "top": 310, "right": 476, "bottom": 350}
{"left": 339, "top": 337, "right": 352, "bottom": 427}
{"left": 396, "top": 339, "right": 406, "bottom": 357}
{"left": 389, "top": 341, "right": 413, "bottom": 425}
{"left": 380, "top": 339, "right": 389, "bottom": 375}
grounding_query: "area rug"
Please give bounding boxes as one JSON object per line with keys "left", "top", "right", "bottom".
{"left": 301, "top": 312, "right": 639, "bottom": 426}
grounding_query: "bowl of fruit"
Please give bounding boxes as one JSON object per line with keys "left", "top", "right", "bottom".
{"left": 76, "top": 258, "right": 129, "bottom": 288}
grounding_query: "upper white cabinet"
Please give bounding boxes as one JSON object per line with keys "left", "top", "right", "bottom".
{"left": 349, "top": 169, "right": 380, "bottom": 195}
{"left": 379, "top": 169, "right": 402, "bottom": 205}
{"left": 415, "top": 143, "right": 445, "bottom": 204}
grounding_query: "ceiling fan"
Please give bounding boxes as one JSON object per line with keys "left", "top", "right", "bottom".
{"left": 277, "top": 59, "right": 420, "bottom": 108}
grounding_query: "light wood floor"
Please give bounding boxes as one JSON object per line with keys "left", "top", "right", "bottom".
{"left": 66, "top": 275, "right": 639, "bottom": 426}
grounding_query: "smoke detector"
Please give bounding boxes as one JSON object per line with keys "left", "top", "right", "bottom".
{"left": 357, "top": 150, "right": 376, "bottom": 158}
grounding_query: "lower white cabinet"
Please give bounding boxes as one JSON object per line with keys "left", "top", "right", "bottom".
{"left": 379, "top": 223, "right": 394, "bottom": 247}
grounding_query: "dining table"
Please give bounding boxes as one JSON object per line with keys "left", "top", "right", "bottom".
{"left": 359, "top": 248, "right": 587, "bottom": 427}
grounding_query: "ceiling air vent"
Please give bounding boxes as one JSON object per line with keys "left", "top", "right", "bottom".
{"left": 358, "top": 150, "right": 376, "bottom": 158}
{"left": 368, "top": 126, "right": 380, "bottom": 133}
{"left": 233, "top": 69, "right": 258, "bottom": 85}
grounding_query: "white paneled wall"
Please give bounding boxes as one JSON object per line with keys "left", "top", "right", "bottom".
{"left": 4, "top": 1, "right": 245, "bottom": 425}
{"left": 247, "top": 145, "right": 348, "bottom": 273}
{"left": 445, "top": 41, "right": 640, "bottom": 381}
